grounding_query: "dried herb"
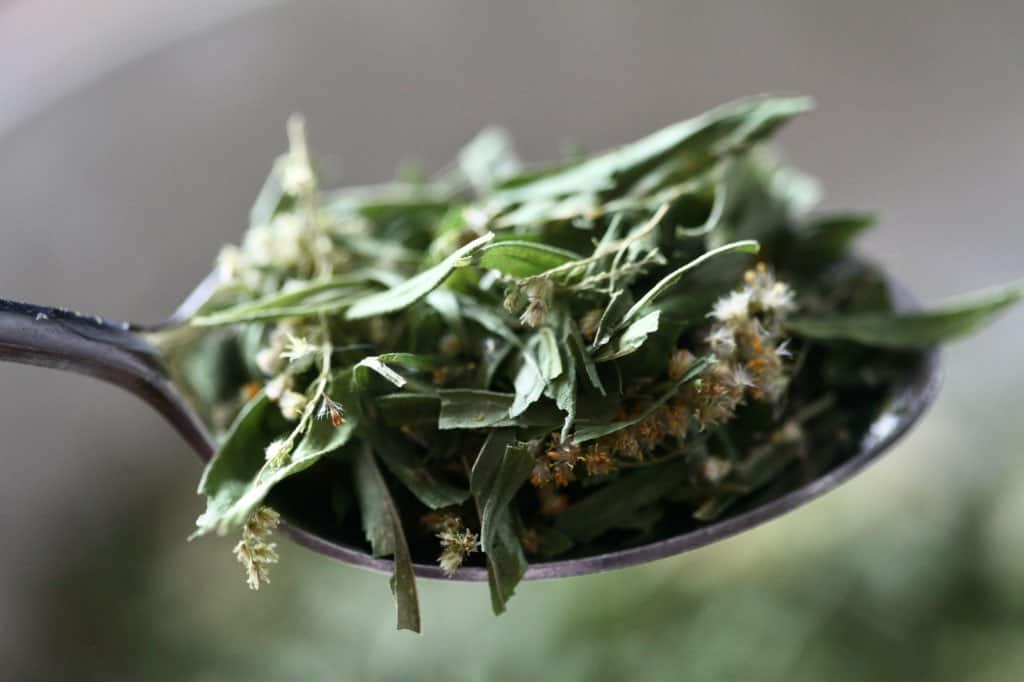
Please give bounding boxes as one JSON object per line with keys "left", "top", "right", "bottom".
{"left": 156, "top": 100, "right": 1022, "bottom": 633}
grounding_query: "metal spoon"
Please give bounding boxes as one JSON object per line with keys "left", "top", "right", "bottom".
{"left": 0, "top": 276, "right": 941, "bottom": 580}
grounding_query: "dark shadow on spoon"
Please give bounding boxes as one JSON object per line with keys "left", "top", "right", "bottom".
{"left": 0, "top": 276, "right": 941, "bottom": 581}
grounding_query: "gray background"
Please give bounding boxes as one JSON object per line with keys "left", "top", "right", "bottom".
{"left": 1, "top": 1, "right": 1022, "bottom": 678}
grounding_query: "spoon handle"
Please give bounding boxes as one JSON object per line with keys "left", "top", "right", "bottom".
{"left": 0, "top": 298, "right": 213, "bottom": 458}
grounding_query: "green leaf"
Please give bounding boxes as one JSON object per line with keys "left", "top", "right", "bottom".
{"left": 209, "top": 401, "right": 358, "bottom": 532}
{"left": 547, "top": 340, "right": 578, "bottom": 442}
{"left": 475, "top": 436, "right": 535, "bottom": 554}
{"left": 221, "top": 414, "right": 358, "bottom": 533}
{"left": 192, "top": 277, "right": 372, "bottom": 326}
{"left": 485, "top": 96, "right": 813, "bottom": 221}
{"left": 368, "top": 429, "right": 470, "bottom": 509}
{"left": 567, "top": 317, "right": 605, "bottom": 396}
{"left": 618, "top": 240, "right": 760, "bottom": 328}
{"left": 375, "top": 393, "right": 440, "bottom": 426}
{"left": 787, "top": 213, "right": 876, "bottom": 264}
{"left": 437, "top": 390, "right": 562, "bottom": 430}
{"left": 469, "top": 431, "right": 533, "bottom": 614}
{"left": 479, "top": 340, "right": 513, "bottom": 388}
{"left": 555, "top": 458, "right": 691, "bottom": 542}
{"left": 787, "top": 280, "right": 1024, "bottom": 348}
{"left": 353, "top": 356, "right": 407, "bottom": 388}
{"left": 440, "top": 390, "right": 519, "bottom": 429}
{"left": 591, "top": 289, "right": 632, "bottom": 349}
{"left": 476, "top": 241, "right": 582, "bottom": 278}
{"left": 510, "top": 330, "right": 561, "bottom": 417}
{"left": 352, "top": 445, "right": 421, "bottom": 633}
{"left": 352, "top": 353, "right": 435, "bottom": 390}
{"left": 460, "top": 298, "right": 523, "bottom": 346}
{"left": 346, "top": 232, "right": 495, "bottom": 319}
{"left": 484, "top": 514, "right": 529, "bottom": 615}
{"left": 510, "top": 358, "right": 546, "bottom": 419}
{"left": 458, "top": 127, "right": 521, "bottom": 193}
{"left": 594, "top": 309, "right": 661, "bottom": 362}
{"left": 573, "top": 356, "right": 709, "bottom": 443}
{"left": 193, "top": 393, "right": 275, "bottom": 537}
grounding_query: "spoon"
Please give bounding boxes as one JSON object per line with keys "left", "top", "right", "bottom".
{"left": 0, "top": 276, "right": 941, "bottom": 580}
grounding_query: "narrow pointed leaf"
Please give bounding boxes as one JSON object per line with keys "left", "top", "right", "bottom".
{"left": 787, "top": 280, "right": 1024, "bottom": 348}
{"left": 353, "top": 445, "right": 421, "bottom": 632}
{"left": 595, "top": 309, "right": 661, "bottom": 362}
{"left": 193, "top": 393, "right": 274, "bottom": 537}
{"left": 346, "top": 232, "right": 494, "bottom": 319}
{"left": 477, "top": 241, "right": 582, "bottom": 278}
{"left": 618, "top": 240, "right": 759, "bottom": 327}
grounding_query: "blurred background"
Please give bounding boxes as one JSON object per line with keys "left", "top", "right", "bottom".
{"left": 1, "top": 1, "right": 1022, "bottom": 679}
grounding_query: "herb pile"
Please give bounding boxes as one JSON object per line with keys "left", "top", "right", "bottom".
{"left": 157, "top": 96, "right": 1024, "bottom": 632}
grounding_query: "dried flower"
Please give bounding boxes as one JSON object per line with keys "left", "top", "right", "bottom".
{"left": 509, "top": 278, "right": 555, "bottom": 328}
{"left": 706, "top": 325, "right": 738, "bottom": 358}
{"left": 582, "top": 446, "right": 615, "bottom": 477}
{"left": 280, "top": 114, "right": 316, "bottom": 196}
{"left": 265, "top": 439, "right": 292, "bottom": 467}
{"left": 668, "top": 348, "right": 696, "bottom": 380}
{"left": 281, "top": 334, "right": 317, "bottom": 362}
{"left": 434, "top": 515, "right": 478, "bottom": 577}
{"left": 279, "top": 390, "right": 308, "bottom": 420}
{"left": 543, "top": 437, "right": 582, "bottom": 487}
{"left": 317, "top": 396, "right": 346, "bottom": 427}
{"left": 265, "top": 374, "right": 292, "bottom": 401}
{"left": 710, "top": 289, "right": 752, "bottom": 326}
{"left": 690, "top": 362, "right": 747, "bottom": 428}
{"left": 256, "top": 347, "right": 284, "bottom": 376}
{"left": 233, "top": 507, "right": 280, "bottom": 590}
{"left": 579, "top": 308, "right": 604, "bottom": 341}
{"left": 216, "top": 244, "right": 246, "bottom": 284}
{"left": 519, "top": 299, "right": 547, "bottom": 328}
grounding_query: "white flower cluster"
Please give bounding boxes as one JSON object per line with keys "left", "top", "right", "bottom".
{"left": 694, "top": 264, "right": 797, "bottom": 425}
{"left": 215, "top": 115, "right": 331, "bottom": 293}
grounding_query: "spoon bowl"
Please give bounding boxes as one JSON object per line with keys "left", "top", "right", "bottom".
{"left": 0, "top": 274, "right": 941, "bottom": 580}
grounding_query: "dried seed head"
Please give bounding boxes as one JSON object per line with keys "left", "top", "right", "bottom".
{"left": 519, "top": 299, "right": 547, "bottom": 328}
{"left": 435, "top": 516, "right": 478, "bottom": 577}
{"left": 256, "top": 347, "right": 284, "bottom": 377}
{"left": 280, "top": 334, "right": 317, "bottom": 363}
{"left": 265, "top": 439, "right": 292, "bottom": 467}
{"left": 582, "top": 446, "right": 615, "bottom": 477}
{"left": 216, "top": 244, "right": 246, "bottom": 284}
{"left": 530, "top": 461, "right": 554, "bottom": 488}
{"left": 265, "top": 374, "right": 292, "bottom": 401}
{"left": 668, "top": 349, "right": 696, "bottom": 380}
{"left": 281, "top": 114, "right": 316, "bottom": 196}
{"left": 706, "top": 324, "right": 738, "bottom": 359}
{"left": 710, "top": 289, "right": 752, "bottom": 326}
{"left": 279, "top": 390, "right": 308, "bottom": 420}
{"left": 579, "top": 308, "right": 604, "bottom": 341}
{"left": 316, "top": 396, "right": 346, "bottom": 427}
{"left": 234, "top": 506, "right": 280, "bottom": 590}
{"left": 544, "top": 437, "right": 582, "bottom": 487}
